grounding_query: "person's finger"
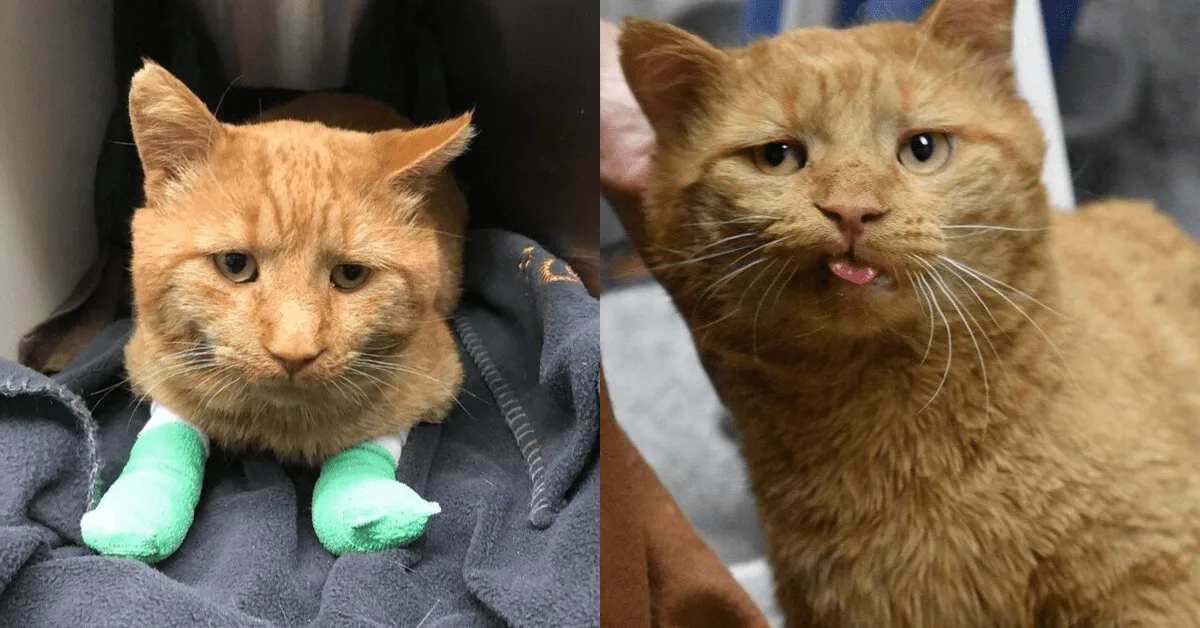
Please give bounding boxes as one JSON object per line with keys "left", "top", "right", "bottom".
{"left": 600, "top": 19, "right": 656, "bottom": 194}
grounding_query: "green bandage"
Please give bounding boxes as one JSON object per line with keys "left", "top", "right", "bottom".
{"left": 312, "top": 442, "right": 441, "bottom": 556}
{"left": 80, "top": 421, "right": 207, "bottom": 563}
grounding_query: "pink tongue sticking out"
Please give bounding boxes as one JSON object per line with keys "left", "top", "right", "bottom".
{"left": 828, "top": 259, "right": 879, "bottom": 285}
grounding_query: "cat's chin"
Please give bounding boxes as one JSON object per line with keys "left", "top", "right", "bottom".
{"left": 254, "top": 379, "right": 342, "bottom": 409}
{"left": 761, "top": 256, "right": 914, "bottom": 340}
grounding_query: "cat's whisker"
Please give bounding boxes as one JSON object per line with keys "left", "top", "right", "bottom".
{"left": 942, "top": 224, "right": 1050, "bottom": 239}
{"left": 939, "top": 257, "right": 1076, "bottom": 388}
{"left": 689, "top": 232, "right": 761, "bottom": 257}
{"left": 323, "top": 375, "right": 354, "bottom": 405}
{"left": 771, "top": 262, "right": 800, "bottom": 318}
{"left": 913, "top": 272, "right": 953, "bottom": 414}
{"left": 680, "top": 215, "right": 775, "bottom": 229}
{"left": 350, "top": 359, "right": 481, "bottom": 416}
{"left": 906, "top": 270, "right": 937, "bottom": 364}
{"left": 694, "top": 236, "right": 787, "bottom": 310}
{"left": 925, "top": 50, "right": 1009, "bottom": 91}
{"left": 195, "top": 368, "right": 241, "bottom": 417}
{"left": 937, "top": 260, "right": 1006, "bottom": 344}
{"left": 130, "top": 359, "right": 221, "bottom": 404}
{"left": 405, "top": 226, "right": 464, "bottom": 239}
{"left": 337, "top": 371, "right": 374, "bottom": 405}
{"left": 939, "top": 256, "right": 1065, "bottom": 318}
{"left": 923, "top": 261, "right": 990, "bottom": 416}
{"left": 647, "top": 243, "right": 755, "bottom": 272}
{"left": 908, "top": 30, "right": 934, "bottom": 76}
{"left": 352, "top": 358, "right": 475, "bottom": 394}
{"left": 695, "top": 257, "right": 771, "bottom": 317}
{"left": 749, "top": 261, "right": 784, "bottom": 360}
{"left": 942, "top": 224, "right": 1049, "bottom": 232}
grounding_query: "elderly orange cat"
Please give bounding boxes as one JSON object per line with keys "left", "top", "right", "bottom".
{"left": 619, "top": 0, "right": 1200, "bottom": 625}
{"left": 80, "top": 61, "right": 472, "bottom": 563}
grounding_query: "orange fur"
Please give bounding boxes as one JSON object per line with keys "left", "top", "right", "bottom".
{"left": 124, "top": 61, "right": 473, "bottom": 464}
{"left": 620, "top": 0, "right": 1200, "bottom": 624}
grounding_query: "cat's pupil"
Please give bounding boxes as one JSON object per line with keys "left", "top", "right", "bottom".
{"left": 223, "top": 253, "right": 247, "bottom": 274}
{"left": 341, "top": 265, "right": 363, "bottom": 281}
{"left": 764, "top": 143, "right": 790, "bottom": 167}
{"left": 910, "top": 134, "right": 935, "bottom": 162}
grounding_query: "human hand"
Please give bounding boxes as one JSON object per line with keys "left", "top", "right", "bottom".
{"left": 600, "top": 19, "right": 655, "bottom": 195}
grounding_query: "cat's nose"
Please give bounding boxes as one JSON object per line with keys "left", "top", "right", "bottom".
{"left": 265, "top": 346, "right": 325, "bottom": 376}
{"left": 817, "top": 202, "right": 888, "bottom": 243}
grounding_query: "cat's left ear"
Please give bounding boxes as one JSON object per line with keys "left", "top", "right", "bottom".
{"left": 128, "top": 60, "right": 223, "bottom": 203}
{"left": 919, "top": 0, "right": 1015, "bottom": 84}
{"left": 618, "top": 18, "right": 726, "bottom": 143}
{"left": 377, "top": 112, "right": 475, "bottom": 185}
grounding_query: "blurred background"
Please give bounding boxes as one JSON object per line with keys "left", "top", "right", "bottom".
{"left": 600, "top": 0, "right": 1200, "bottom": 623}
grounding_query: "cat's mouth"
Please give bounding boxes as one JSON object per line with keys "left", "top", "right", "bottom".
{"left": 817, "top": 252, "right": 897, "bottom": 291}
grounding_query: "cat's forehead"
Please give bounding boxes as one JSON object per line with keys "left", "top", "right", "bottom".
{"left": 222, "top": 123, "right": 377, "bottom": 179}
{"left": 180, "top": 128, "right": 420, "bottom": 256}
{"left": 706, "top": 23, "right": 1000, "bottom": 142}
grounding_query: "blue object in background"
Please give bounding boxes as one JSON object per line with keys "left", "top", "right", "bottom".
{"left": 740, "top": 0, "right": 783, "bottom": 41}
{"left": 1038, "top": 0, "right": 1081, "bottom": 72}
{"left": 853, "top": 0, "right": 1081, "bottom": 73}
{"left": 743, "top": 0, "right": 1080, "bottom": 74}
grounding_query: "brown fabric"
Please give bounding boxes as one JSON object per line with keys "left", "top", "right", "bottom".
{"left": 601, "top": 375, "right": 769, "bottom": 628}
{"left": 18, "top": 246, "right": 125, "bottom": 372}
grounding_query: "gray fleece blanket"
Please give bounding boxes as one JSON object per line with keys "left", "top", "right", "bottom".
{"left": 0, "top": 229, "right": 599, "bottom": 627}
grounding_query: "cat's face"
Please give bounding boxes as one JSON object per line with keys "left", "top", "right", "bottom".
{"left": 125, "top": 63, "right": 471, "bottom": 411}
{"left": 622, "top": 0, "right": 1050, "bottom": 339}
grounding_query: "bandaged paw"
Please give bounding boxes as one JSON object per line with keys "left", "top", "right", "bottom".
{"left": 312, "top": 442, "right": 441, "bottom": 556}
{"left": 80, "top": 421, "right": 208, "bottom": 563}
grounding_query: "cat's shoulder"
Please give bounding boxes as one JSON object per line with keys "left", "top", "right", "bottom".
{"left": 1058, "top": 198, "right": 1197, "bottom": 256}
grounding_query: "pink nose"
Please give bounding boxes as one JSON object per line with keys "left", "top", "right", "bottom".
{"left": 818, "top": 202, "right": 888, "bottom": 243}
{"left": 265, "top": 347, "right": 324, "bottom": 375}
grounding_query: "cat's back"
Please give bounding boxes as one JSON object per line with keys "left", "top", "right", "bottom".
{"left": 1055, "top": 200, "right": 1200, "bottom": 325}
{"left": 1054, "top": 200, "right": 1200, "bottom": 401}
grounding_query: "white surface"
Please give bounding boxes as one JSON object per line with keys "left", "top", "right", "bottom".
{"left": 0, "top": 1, "right": 114, "bottom": 360}
{"left": 782, "top": 0, "right": 839, "bottom": 28}
{"left": 1012, "top": 0, "right": 1075, "bottom": 211}
{"left": 730, "top": 558, "right": 784, "bottom": 627}
{"left": 194, "top": 0, "right": 371, "bottom": 90}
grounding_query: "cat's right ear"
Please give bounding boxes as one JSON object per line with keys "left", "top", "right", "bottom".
{"left": 128, "top": 60, "right": 222, "bottom": 203}
{"left": 919, "top": 0, "right": 1016, "bottom": 85}
{"left": 618, "top": 18, "right": 725, "bottom": 143}
{"left": 377, "top": 112, "right": 475, "bottom": 186}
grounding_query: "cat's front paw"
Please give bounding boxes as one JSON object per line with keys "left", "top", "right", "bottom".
{"left": 312, "top": 475, "right": 441, "bottom": 556}
{"left": 80, "top": 422, "right": 207, "bottom": 563}
{"left": 81, "top": 500, "right": 191, "bottom": 563}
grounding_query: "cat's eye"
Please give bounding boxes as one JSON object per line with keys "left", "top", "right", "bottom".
{"left": 751, "top": 142, "right": 806, "bottom": 175}
{"left": 213, "top": 252, "right": 258, "bottom": 283}
{"left": 331, "top": 264, "right": 371, "bottom": 291}
{"left": 898, "top": 132, "right": 953, "bottom": 174}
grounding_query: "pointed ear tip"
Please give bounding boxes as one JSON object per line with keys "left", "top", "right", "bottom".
{"left": 133, "top": 58, "right": 168, "bottom": 79}
{"left": 129, "top": 60, "right": 178, "bottom": 97}
{"left": 618, "top": 17, "right": 669, "bottom": 46}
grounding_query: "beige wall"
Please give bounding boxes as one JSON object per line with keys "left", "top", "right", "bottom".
{"left": 0, "top": 1, "right": 115, "bottom": 360}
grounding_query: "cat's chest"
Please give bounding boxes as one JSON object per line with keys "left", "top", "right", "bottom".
{"left": 738, "top": 408, "right": 1041, "bottom": 627}
{"left": 773, "top": 511, "right": 1037, "bottom": 628}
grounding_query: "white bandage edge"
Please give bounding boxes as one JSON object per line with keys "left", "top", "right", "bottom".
{"left": 144, "top": 401, "right": 211, "bottom": 456}
{"left": 144, "top": 402, "right": 408, "bottom": 467}
{"left": 371, "top": 430, "right": 408, "bottom": 469}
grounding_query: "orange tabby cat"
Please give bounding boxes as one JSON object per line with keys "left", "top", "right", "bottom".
{"left": 619, "top": 0, "right": 1200, "bottom": 625}
{"left": 124, "top": 62, "right": 471, "bottom": 462}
